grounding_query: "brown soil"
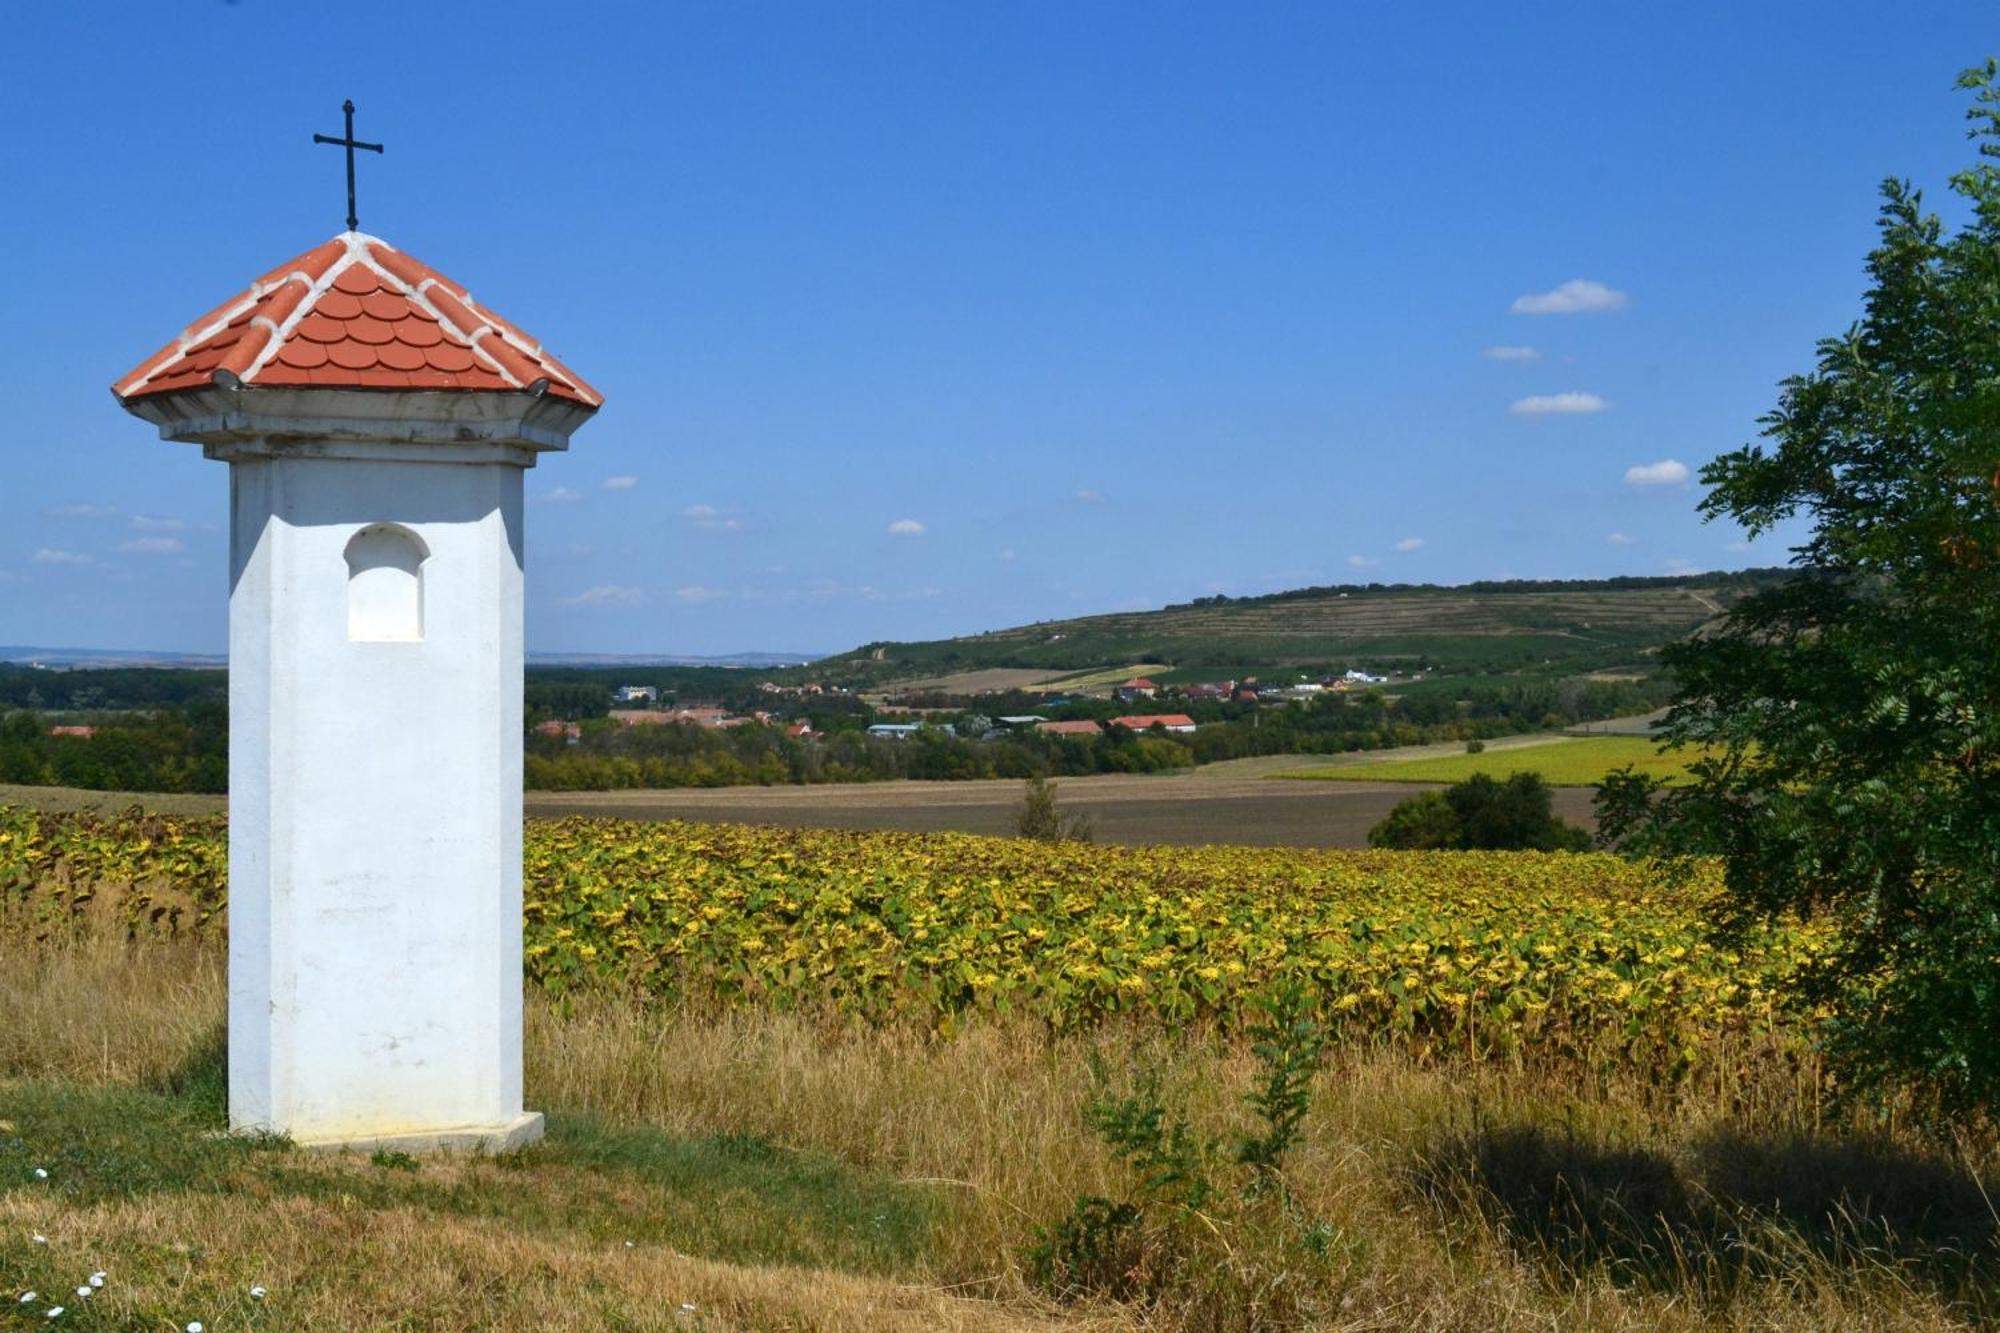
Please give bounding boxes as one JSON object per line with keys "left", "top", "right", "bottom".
{"left": 1, "top": 764, "right": 1599, "bottom": 850}
{"left": 525, "top": 772, "right": 1598, "bottom": 848}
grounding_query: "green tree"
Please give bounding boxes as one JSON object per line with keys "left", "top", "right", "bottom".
{"left": 1596, "top": 64, "right": 2000, "bottom": 1112}
{"left": 1366, "top": 790, "right": 1461, "bottom": 850}
{"left": 1370, "top": 772, "right": 1589, "bottom": 851}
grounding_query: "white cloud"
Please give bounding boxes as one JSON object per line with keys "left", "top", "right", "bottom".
{"left": 1511, "top": 391, "right": 1609, "bottom": 416}
{"left": 1394, "top": 537, "right": 1425, "bottom": 552}
{"left": 1606, "top": 531, "right": 1636, "bottom": 546}
{"left": 999, "top": 548, "right": 1018, "bottom": 562}
{"left": 50, "top": 504, "right": 115, "bottom": 519}
{"left": 887, "top": 518, "right": 927, "bottom": 537}
{"left": 1482, "top": 345, "right": 1542, "bottom": 362}
{"left": 681, "top": 504, "right": 743, "bottom": 534}
{"left": 1726, "top": 539, "right": 1754, "bottom": 553}
{"left": 1511, "top": 279, "right": 1629, "bottom": 315}
{"left": 673, "top": 585, "right": 730, "bottom": 604}
{"left": 118, "top": 536, "right": 184, "bottom": 555}
{"left": 602, "top": 476, "right": 639, "bottom": 491}
{"left": 1346, "top": 554, "right": 1378, "bottom": 570}
{"left": 545, "top": 487, "right": 582, "bottom": 504}
{"left": 1075, "top": 488, "right": 1106, "bottom": 503}
{"left": 559, "top": 585, "right": 643, "bottom": 607}
{"left": 31, "top": 548, "right": 90, "bottom": 565}
{"left": 1624, "top": 459, "right": 1691, "bottom": 487}
{"left": 129, "top": 515, "right": 189, "bottom": 532}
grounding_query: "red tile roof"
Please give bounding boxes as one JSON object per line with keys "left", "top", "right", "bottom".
{"left": 113, "top": 232, "right": 600, "bottom": 407}
{"left": 1036, "top": 719, "right": 1105, "bottom": 736}
{"left": 1110, "top": 714, "right": 1197, "bottom": 731}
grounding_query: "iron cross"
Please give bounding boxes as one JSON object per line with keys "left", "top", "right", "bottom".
{"left": 313, "top": 100, "right": 384, "bottom": 232}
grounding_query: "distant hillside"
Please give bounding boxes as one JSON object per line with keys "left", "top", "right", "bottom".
{"left": 812, "top": 569, "right": 1792, "bottom": 687}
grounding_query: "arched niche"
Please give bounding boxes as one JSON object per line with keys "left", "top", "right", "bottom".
{"left": 344, "top": 524, "right": 428, "bottom": 642}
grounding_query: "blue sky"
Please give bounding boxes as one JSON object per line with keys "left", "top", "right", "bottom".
{"left": 2, "top": 3, "right": 1992, "bottom": 656}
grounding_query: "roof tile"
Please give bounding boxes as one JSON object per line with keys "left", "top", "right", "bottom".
{"left": 113, "top": 232, "right": 601, "bottom": 407}
{"left": 378, "top": 341, "right": 426, "bottom": 371}
{"left": 327, "top": 341, "right": 380, "bottom": 371}
{"left": 314, "top": 289, "right": 366, "bottom": 320}
{"left": 276, "top": 340, "right": 329, "bottom": 369}
{"left": 360, "top": 290, "right": 406, "bottom": 321}
{"left": 295, "top": 312, "right": 347, "bottom": 344}
{"left": 332, "top": 264, "right": 381, "bottom": 295}
{"left": 395, "top": 317, "right": 443, "bottom": 347}
{"left": 345, "top": 316, "right": 395, "bottom": 345}
{"left": 428, "top": 342, "right": 475, "bottom": 373}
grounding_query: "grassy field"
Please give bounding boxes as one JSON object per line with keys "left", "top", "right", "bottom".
{"left": 8, "top": 937, "right": 1999, "bottom": 1330}
{"left": 1274, "top": 735, "right": 1706, "bottom": 787}
{"left": 8, "top": 808, "right": 2000, "bottom": 1328}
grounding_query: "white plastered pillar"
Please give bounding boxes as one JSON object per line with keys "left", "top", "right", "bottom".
{"left": 124, "top": 384, "right": 591, "bottom": 1150}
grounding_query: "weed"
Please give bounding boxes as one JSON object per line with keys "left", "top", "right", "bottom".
{"left": 1028, "top": 982, "right": 1330, "bottom": 1308}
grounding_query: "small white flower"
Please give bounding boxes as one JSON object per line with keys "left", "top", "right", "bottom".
{"left": 624, "top": 1240, "right": 635, "bottom": 1248}
{"left": 45, "top": 1309, "right": 63, "bottom": 1320}
{"left": 31, "top": 1234, "right": 47, "bottom": 1244}
{"left": 74, "top": 1288, "right": 90, "bottom": 1299}
{"left": 31, "top": 1167, "right": 48, "bottom": 1180}
{"left": 188, "top": 1322, "right": 204, "bottom": 1333}
{"left": 87, "top": 1275, "right": 104, "bottom": 1289}
{"left": 20, "top": 1292, "right": 37, "bottom": 1303}
{"left": 679, "top": 1303, "right": 698, "bottom": 1314}
{"left": 249, "top": 1286, "right": 266, "bottom": 1299}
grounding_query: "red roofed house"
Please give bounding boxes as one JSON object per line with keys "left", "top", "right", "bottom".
{"left": 786, "top": 721, "right": 817, "bottom": 740}
{"left": 610, "top": 706, "right": 736, "bottom": 728}
{"left": 1110, "top": 713, "right": 1198, "bottom": 734}
{"left": 111, "top": 211, "right": 601, "bottom": 1156}
{"left": 1113, "top": 677, "right": 1159, "bottom": 702}
{"left": 46, "top": 725, "right": 97, "bottom": 738}
{"left": 610, "top": 709, "right": 676, "bottom": 727}
{"left": 1037, "top": 719, "right": 1105, "bottom": 737}
{"left": 533, "top": 720, "right": 581, "bottom": 741}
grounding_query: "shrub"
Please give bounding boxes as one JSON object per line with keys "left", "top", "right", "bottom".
{"left": 1370, "top": 772, "right": 1591, "bottom": 851}
{"left": 1013, "top": 775, "right": 1094, "bottom": 843}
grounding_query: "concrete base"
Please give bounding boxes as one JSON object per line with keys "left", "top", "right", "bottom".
{"left": 292, "top": 1111, "right": 545, "bottom": 1156}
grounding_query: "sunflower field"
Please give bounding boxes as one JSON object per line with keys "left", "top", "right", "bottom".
{"left": 1, "top": 805, "right": 1827, "bottom": 1070}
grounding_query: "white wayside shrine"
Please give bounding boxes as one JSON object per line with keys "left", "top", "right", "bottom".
{"left": 113, "top": 231, "right": 602, "bottom": 1151}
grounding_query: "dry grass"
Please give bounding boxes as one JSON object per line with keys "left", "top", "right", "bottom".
{"left": 1, "top": 1188, "right": 1098, "bottom": 1332}
{"left": 5, "top": 939, "right": 1999, "bottom": 1330}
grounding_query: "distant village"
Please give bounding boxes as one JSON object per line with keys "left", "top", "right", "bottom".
{"left": 531, "top": 669, "right": 1402, "bottom": 745}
